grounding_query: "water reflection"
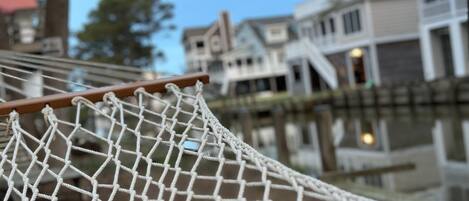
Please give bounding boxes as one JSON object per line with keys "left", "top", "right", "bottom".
{"left": 227, "top": 106, "right": 469, "bottom": 200}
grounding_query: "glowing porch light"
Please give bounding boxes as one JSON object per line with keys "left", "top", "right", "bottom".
{"left": 360, "top": 132, "right": 376, "bottom": 146}
{"left": 350, "top": 48, "right": 364, "bottom": 58}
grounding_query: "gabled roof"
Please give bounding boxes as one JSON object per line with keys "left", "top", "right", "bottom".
{"left": 182, "top": 26, "right": 210, "bottom": 40}
{"left": 237, "top": 15, "right": 297, "bottom": 48}
{"left": 0, "top": 0, "right": 37, "bottom": 14}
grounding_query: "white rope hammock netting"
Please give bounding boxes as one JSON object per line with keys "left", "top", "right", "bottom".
{"left": 0, "top": 79, "right": 372, "bottom": 200}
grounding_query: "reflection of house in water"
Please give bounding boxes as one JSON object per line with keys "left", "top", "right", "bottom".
{"left": 433, "top": 118, "right": 469, "bottom": 201}
{"left": 335, "top": 118, "right": 439, "bottom": 192}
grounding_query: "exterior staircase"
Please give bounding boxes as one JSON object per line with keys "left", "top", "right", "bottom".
{"left": 286, "top": 38, "right": 338, "bottom": 89}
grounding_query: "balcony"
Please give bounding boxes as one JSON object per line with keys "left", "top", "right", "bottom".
{"left": 420, "top": 0, "right": 467, "bottom": 23}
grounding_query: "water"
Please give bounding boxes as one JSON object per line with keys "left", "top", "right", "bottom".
{"left": 225, "top": 105, "right": 469, "bottom": 201}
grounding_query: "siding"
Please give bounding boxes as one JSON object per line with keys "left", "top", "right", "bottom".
{"left": 377, "top": 40, "right": 424, "bottom": 85}
{"left": 326, "top": 52, "right": 349, "bottom": 87}
{"left": 370, "top": 0, "right": 419, "bottom": 38}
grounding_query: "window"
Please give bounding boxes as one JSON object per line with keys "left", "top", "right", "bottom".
{"left": 266, "top": 26, "right": 287, "bottom": 43}
{"left": 320, "top": 21, "right": 327, "bottom": 36}
{"left": 270, "top": 28, "right": 282, "bottom": 36}
{"left": 236, "top": 59, "right": 242, "bottom": 67}
{"left": 195, "top": 40, "right": 205, "bottom": 48}
{"left": 246, "top": 57, "right": 253, "bottom": 66}
{"left": 342, "top": 9, "right": 362, "bottom": 35}
{"left": 227, "top": 61, "right": 232, "bottom": 67}
{"left": 329, "top": 18, "right": 335, "bottom": 33}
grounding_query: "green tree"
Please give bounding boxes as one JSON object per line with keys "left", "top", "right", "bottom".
{"left": 75, "top": 0, "right": 174, "bottom": 68}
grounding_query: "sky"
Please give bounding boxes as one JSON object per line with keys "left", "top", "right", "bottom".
{"left": 70, "top": 0, "right": 303, "bottom": 75}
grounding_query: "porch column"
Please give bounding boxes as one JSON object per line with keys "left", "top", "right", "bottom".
{"left": 369, "top": 44, "right": 381, "bottom": 86}
{"left": 450, "top": 21, "right": 468, "bottom": 77}
{"left": 420, "top": 26, "right": 437, "bottom": 80}
{"left": 270, "top": 77, "right": 278, "bottom": 93}
{"left": 301, "top": 58, "right": 313, "bottom": 95}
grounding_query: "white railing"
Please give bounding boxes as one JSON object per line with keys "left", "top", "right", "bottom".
{"left": 224, "top": 63, "right": 287, "bottom": 81}
{"left": 421, "top": 0, "right": 451, "bottom": 18}
{"left": 455, "top": 0, "right": 467, "bottom": 12}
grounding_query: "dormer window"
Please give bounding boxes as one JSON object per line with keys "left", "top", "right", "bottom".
{"left": 270, "top": 28, "right": 282, "bottom": 36}
{"left": 266, "top": 25, "right": 288, "bottom": 43}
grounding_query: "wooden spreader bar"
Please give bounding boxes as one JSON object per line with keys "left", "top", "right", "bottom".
{"left": 0, "top": 73, "right": 209, "bottom": 116}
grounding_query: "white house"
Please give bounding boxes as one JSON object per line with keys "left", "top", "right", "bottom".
{"left": 419, "top": 0, "right": 468, "bottom": 80}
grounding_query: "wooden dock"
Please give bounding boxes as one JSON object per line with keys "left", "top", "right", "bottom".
{"left": 209, "top": 77, "right": 469, "bottom": 113}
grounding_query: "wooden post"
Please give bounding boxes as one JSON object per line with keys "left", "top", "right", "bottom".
{"left": 239, "top": 108, "right": 254, "bottom": 146}
{"left": 44, "top": 0, "right": 69, "bottom": 56}
{"left": 314, "top": 105, "right": 338, "bottom": 172}
{"left": 272, "top": 106, "right": 290, "bottom": 165}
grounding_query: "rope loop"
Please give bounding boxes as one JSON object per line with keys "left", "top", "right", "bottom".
{"left": 165, "top": 83, "right": 180, "bottom": 93}
{"left": 134, "top": 87, "right": 146, "bottom": 96}
{"left": 103, "top": 92, "right": 120, "bottom": 106}
{"left": 71, "top": 96, "right": 95, "bottom": 106}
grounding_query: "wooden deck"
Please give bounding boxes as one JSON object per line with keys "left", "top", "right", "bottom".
{"left": 209, "top": 77, "right": 469, "bottom": 113}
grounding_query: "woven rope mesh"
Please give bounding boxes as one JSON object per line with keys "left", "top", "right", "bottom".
{"left": 0, "top": 82, "right": 371, "bottom": 201}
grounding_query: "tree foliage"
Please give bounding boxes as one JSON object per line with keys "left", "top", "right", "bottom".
{"left": 75, "top": 0, "right": 174, "bottom": 68}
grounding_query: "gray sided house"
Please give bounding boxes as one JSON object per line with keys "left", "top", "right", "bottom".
{"left": 286, "top": 0, "right": 425, "bottom": 96}
{"left": 221, "top": 15, "right": 298, "bottom": 96}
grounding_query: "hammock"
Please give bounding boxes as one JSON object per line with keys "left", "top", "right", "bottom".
{"left": 0, "top": 51, "right": 372, "bottom": 201}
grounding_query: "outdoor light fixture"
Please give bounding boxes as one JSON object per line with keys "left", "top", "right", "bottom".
{"left": 360, "top": 132, "right": 376, "bottom": 146}
{"left": 350, "top": 48, "right": 364, "bottom": 58}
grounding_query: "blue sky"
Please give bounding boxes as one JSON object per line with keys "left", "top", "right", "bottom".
{"left": 70, "top": 0, "right": 303, "bottom": 74}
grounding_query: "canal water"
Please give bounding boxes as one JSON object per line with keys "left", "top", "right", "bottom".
{"left": 224, "top": 105, "right": 469, "bottom": 201}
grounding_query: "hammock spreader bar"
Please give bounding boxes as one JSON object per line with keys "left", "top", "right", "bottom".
{"left": 0, "top": 72, "right": 209, "bottom": 115}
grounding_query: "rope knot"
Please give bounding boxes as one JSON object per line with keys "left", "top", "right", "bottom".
{"left": 8, "top": 110, "right": 18, "bottom": 122}
{"left": 195, "top": 81, "right": 204, "bottom": 94}
{"left": 41, "top": 105, "right": 57, "bottom": 123}
{"left": 103, "top": 92, "right": 119, "bottom": 105}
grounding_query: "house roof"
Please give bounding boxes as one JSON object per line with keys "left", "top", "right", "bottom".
{"left": 244, "top": 15, "right": 294, "bottom": 26}
{"left": 182, "top": 26, "right": 209, "bottom": 41}
{"left": 0, "top": 0, "right": 37, "bottom": 14}
{"left": 237, "top": 15, "right": 297, "bottom": 48}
